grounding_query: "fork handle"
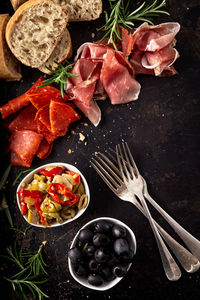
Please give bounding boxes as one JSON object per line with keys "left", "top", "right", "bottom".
{"left": 144, "top": 189, "right": 200, "bottom": 260}
{"left": 137, "top": 194, "right": 181, "bottom": 281}
{"left": 132, "top": 198, "right": 200, "bottom": 273}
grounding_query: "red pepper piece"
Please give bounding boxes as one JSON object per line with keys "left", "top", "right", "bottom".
{"left": 34, "top": 199, "right": 41, "bottom": 211}
{"left": 21, "top": 203, "right": 28, "bottom": 216}
{"left": 39, "top": 210, "right": 47, "bottom": 225}
{"left": 18, "top": 189, "right": 43, "bottom": 202}
{"left": 65, "top": 171, "right": 81, "bottom": 184}
{"left": 48, "top": 183, "right": 79, "bottom": 206}
{"left": 39, "top": 167, "right": 64, "bottom": 178}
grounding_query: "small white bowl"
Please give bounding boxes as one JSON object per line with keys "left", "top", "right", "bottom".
{"left": 68, "top": 217, "right": 137, "bottom": 291}
{"left": 16, "top": 162, "right": 90, "bottom": 228}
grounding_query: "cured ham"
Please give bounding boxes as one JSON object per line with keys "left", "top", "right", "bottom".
{"left": 1, "top": 78, "right": 80, "bottom": 166}
{"left": 129, "top": 22, "right": 180, "bottom": 76}
{"left": 101, "top": 50, "right": 141, "bottom": 104}
{"left": 67, "top": 42, "right": 141, "bottom": 125}
{"left": 0, "top": 94, "right": 29, "bottom": 119}
{"left": 9, "top": 130, "right": 43, "bottom": 167}
{"left": 7, "top": 105, "right": 37, "bottom": 133}
{"left": 49, "top": 101, "right": 81, "bottom": 135}
{"left": 37, "top": 139, "right": 53, "bottom": 159}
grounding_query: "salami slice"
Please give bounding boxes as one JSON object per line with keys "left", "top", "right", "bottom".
{"left": 0, "top": 94, "right": 29, "bottom": 119}
{"left": 10, "top": 151, "right": 30, "bottom": 167}
{"left": 35, "top": 104, "right": 51, "bottom": 131}
{"left": 37, "top": 139, "right": 53, "bottom": 159}
{"left": 49, "top": 101, "right": 81, "bottom": 134}
{"left": 9, "top": 130, "right": 43, "bottom": 166}
{"left": 7, "top": 105, "right": 37, "bottom": 133}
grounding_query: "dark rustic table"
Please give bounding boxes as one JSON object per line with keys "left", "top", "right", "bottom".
{"left": 0, "top": 0, "right": 200, "bottom": 299}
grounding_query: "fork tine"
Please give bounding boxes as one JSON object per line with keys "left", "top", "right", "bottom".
{"left": 95, "top": 153, "right": 124, "bottom": 185}
{"left": 116, "top": 145, "right": 130, "bottom": 182}
{"left": 125, "top": 142, "right": 140, "bottom": 176}
{"left": 90, "top": 158, "right": 121, "bottom": 190}
{"left": 122, "top": 143, "right": 136, "bottom": 179}
{"left": 90, "top": 160, "right": 118, "bottom": 195}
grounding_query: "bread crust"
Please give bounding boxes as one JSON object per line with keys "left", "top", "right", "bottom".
{"left": 39, "top": 28, "right": 72, "bottom": 74}
{"left": 0, "top": 14, "right": 21, "bottom": 81}
{"left": 10, "top": 0, "right": 27, "bottom": 11}
{"left": 10, "top": 0, "right": 102, "bottom": 22}
{"left": 6, "top": 0, "right": 68, "bottom": 68}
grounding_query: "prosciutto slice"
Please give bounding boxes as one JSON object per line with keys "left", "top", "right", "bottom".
{"left": 67, "top": 42, "right": 141, "bottom": 125}
{"left": 129, "top": 22, "right": 180, "bottom": 76}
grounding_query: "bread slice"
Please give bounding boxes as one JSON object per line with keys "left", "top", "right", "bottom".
{"left": 0, "top": 14, "right": 21, "bottom": 81}
{"left": 52, "top": 0, "right": 102, "bottom": 21}
{"left": 10, "top": 0, "right": 27, "bottom": 10}
{"left": 39, "top": 28, "right": 72, "bottom": 74}
{"left": 10, "top": 0, "right": 102, "bottom": 21}
{"left": 6, "top": 0, "right": 68, "bottom": 68}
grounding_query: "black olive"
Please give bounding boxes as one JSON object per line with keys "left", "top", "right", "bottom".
{"left": 68, "top": 247, "right": 83, "bottom": 264}
{"left": 77, "top": 240, "right": 84, "bottom": 249}
{"left": 94, "top": 220, "right": 112, "bottom": 233}
{"left": 85, "top": 244, "right": 95, "bottom": 257}
{"left": 93, "top": 233, "right": 110, "bottom": 247}
{"left": 120, "top": 250, "right": 134, "bottom": 263}
{"left": 107, "top": 254, "right": 120, "bottom": 267}
{"left": 79, "top": 228, "right": 93, "bottom": 243}
{"left": 88, "top": 274, "right": 104, "bottom": 286}
{"left": 95, "top": 248, "right": 110, "bottom": 263}
{"left": 89, "top": 259, "right": 100, "bottom": 272}
{"left": 113, "top": 238, "right": 129, "bottom": 256}
{"left": 74, "top": 264, "right": 88, "bottom": 277}
{"left": 113, "top": 264, "right": 128, "bottom": 277}
{"left": 112, "top": 224, "right": 127, "bottom": 239}
{"left": 101, "top": 267, "right": 116, "bottom": 281}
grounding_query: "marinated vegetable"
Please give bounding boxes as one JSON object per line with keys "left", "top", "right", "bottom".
{"left": 18, "top": 166, "right": 88, "bottom": 226}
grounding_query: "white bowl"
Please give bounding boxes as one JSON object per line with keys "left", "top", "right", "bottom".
{"left": 68, "top": 217, "right": 137, "bottom": 291}
{"left": 16, "top": 162, "right": 90, "bottom": 228}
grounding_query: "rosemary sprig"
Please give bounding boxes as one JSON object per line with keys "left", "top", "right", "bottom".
{"left": 98, "top": 0, "right": 169, "bottom": 49}
{"left": 12, "top": 168, "right": 34, "bottom": 187}
{"left": 2, "top": 241, "right": 48, "bottom": 299}
{"left": 37, "top": 61, "right": 78, "bottom": 98}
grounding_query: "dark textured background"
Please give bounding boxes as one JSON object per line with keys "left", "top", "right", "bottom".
{"left": 0, "top": 0, "right": 200, "bottom": 299}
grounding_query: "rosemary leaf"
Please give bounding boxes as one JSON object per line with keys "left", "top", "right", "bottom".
{"left": 98, "top": 0, "right": 169, "bottom": 49}
{"left": 37, "top": 60, "right": 78, "bottom": 98}
{"left": 12, "top": 169, "right": 34, "bottom": 187}
{"left": 1, "top": 194, "right": 13, "bottom": 227}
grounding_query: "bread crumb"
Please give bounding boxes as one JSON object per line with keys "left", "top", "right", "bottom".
{"left": 122, "top": 138, "right": 125, "bottom": 142}
{"left": 84, "top": 141, "right": 87, "bottom": 146}
{"left": 84, "top": 123, "right": 88, "bottom": 127}
{"left": 68, "top": 149, "right": 72, "bottom": 154}
{"left": 79, "top": 133, "right": 85, "bottom": 141}
{"left": 95, "top": 152, "right": 98, "bottom": 155}
{"left": 91, "top": 33, "right": 95, "bottom": 38}
{"left": 71, "top": 130, "right": 75, "bottom": 134}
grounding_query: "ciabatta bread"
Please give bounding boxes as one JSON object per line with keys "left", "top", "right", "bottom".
{"left": 52, "top": 0, "right": 102, "bottom": 21}
{"left": 10, "top": 0, "right": 27, "bottom": 10}
{"left": 0, "top": 14, "right": 21, "bottom": 81}
{"left": 6, "top": 0, "right": 68, "bottom": 68}
{"left": 39, "top": 28, "right": 72, "bottom": 74}
{"left": 10, "top": 0, "right": 102, "bottom": 21}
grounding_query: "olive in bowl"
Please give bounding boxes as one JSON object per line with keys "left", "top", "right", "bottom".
{"left": 68, "top": 217, "right": 136, "bottom": 291}
{"left": 16, "top": 163, "right": 90, "bottom": 228}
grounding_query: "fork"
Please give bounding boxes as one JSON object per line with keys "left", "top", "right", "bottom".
{"left": 90, "top": 152, "right": 200, "bottom": 277}
{"left": 116, "top": 143, "right": 182, "bottom": 281}
{"left": 110, "top": 144, "right": 200, "bottom": 261}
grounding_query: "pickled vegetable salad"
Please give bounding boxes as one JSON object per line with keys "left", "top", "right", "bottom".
{"left": 18, "top": 166, "right": 88, "bottom": 226}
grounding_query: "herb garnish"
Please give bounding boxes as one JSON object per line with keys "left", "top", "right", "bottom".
{"left": 2, "top": 241, "right": 48, "bottom": 300}
{"left": 98, "top": 0, "right": 169, "bottom": 50}
{"left": 37, "top": 61, "right": 78, "bottom": 98}
{"left": 12, "top": 168, "right": 34, "bottom": 187}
